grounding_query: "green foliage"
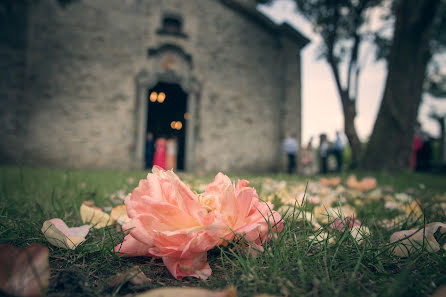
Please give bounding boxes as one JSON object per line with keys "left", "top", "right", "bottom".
{"left": 294, "top": 0, "right": 382, "bottom": 61}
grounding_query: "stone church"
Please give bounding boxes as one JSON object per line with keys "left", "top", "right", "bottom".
{"left": 0, "top": 0, "right": 309, "bottom": 172}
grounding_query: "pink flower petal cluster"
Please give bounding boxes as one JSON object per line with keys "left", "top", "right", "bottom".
{"left": 200, "top": 173, "right": 283, "bottom": 253}
{"left": 114, "top": 167, "right": 282, "bottom": 280}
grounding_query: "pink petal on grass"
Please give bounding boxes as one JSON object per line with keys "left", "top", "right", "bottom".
{"left": 41, "top": 219, "right": 90, "bottom": 250}
{"left": 330, "top": 217, "right": 360, "bottom": 230}
{"left": 114, "top": 235, "right": 153, "bottom": 257}
{"left": 0, "top": 244, "right": 49, "bottom": 297}
{"left": 162, "top": 253, "right": 212, "bottom": 280}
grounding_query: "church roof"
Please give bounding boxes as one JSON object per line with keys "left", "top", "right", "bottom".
{"left": 220, "top": 0, "right": 310, "bottom": 48}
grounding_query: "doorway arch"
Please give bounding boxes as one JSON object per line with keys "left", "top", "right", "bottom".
{"left": 146, "top": 82, "right": 188, "bottom": 170}
{"left": 134, "top": 70, "right": 199, "bottom": 171}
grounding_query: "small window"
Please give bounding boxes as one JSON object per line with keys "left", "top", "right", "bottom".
{"left": 157, "top": 14, "right": 187, "bottom": 38}
{"left": 163, "top": 16, "right": 182, "bottom": 34}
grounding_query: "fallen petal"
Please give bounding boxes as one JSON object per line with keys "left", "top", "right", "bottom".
{"left": 134, "top": 286, "right": 237, "bottom": 297}
{"left": 319, "top": 177, "right": 341, "bottom": 187}
{"left": 0, "top": 244, "right": 49, "bottom": 297}
{"left": 390, "top": 222, "right": 446, "bottom": 257}
{"left": 80, "top": 201, "right": 113, "bottom": 229}
{"left": 330, "top": 217, "right": 360, "bottom": 231}
{"left": 41, "top": 219, "right": 90, "bottom": 250}
{"left": 110, "top": 205, "right": 131, "bottom": 226}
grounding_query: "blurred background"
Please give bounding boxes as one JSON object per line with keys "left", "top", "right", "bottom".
{"left": 1, "top": 0, "right": 445, "bottom": 173}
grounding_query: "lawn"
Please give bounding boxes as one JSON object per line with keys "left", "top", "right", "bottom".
{"left": 0, "top": 166, "right": 445, "bottom": 297}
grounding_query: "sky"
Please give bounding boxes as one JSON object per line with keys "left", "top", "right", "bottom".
{"left": 258, "top": 0, "right": 446, "bottom": 145}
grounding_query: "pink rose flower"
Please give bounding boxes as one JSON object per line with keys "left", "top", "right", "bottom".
{"left": 114, "top": 167, "right": 223, "bottom": 280}
{"left": 201, "top": 173, "right": 283, "bottom": 253}
{"left": 115, "top": 168, "right": 283, "bottom": 280}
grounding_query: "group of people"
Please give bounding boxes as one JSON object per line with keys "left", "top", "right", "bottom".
{"left": 283, "top": 131, "right": 344, "bottom": 175}
{"left": 145, "top": 132, "right": 178, "bottom": 170}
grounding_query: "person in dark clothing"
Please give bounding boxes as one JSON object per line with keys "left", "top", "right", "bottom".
{"left": 333, "top": 131, "right": 344, "bottom": 172}
{"left": 416, "top": 133, "right": 432, "bottom": 172}
{"left": 145, "top": 132, "right": 154, "bottom": 169}
{"left": 319, "top": 133, "right": 329, "bottom": 174}
{"left": 283, "top": 134, "right": 298, "bottom": 174}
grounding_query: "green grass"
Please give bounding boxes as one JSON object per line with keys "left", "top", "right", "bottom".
{"left": 0, "top": 166, "right": 445, "bottom": 297}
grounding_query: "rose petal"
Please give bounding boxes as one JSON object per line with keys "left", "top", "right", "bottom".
{"left": 133, "top": 286, "right": 237, "bottom": 297}
{"left": 80, "top": 202, "right": 113, "bottom": 229}
{"left": 114, "top": 235, "right": 153, "bottom": 257}
{"left": 110, "top": 205, "right": 131, "bottom": 226}
{"left": 162, "top": 253, "right": 212, "bottom": 280}
{"left": 41, "top": 219, "right": 90, "bottom": 250}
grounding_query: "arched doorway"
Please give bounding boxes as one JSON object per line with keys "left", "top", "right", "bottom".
{"left": 146, "top": 82, "right": 188, "bottom": 170}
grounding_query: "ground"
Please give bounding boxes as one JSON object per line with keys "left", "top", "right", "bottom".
{"left": 0, "top": 166, "right": 445, "bottom": 297}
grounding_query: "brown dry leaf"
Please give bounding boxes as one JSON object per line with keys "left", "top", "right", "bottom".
{"left": 134, "top": 286, "right": 237, "bottom": 297}
{"left": 80, "top": 201, "right": 113, "bottom": 229}
{"left": 41, "top": 219, "right": 90, "bottom": 250}
{"left": 319, "top": 177, "right": 341, "bottom": 187}
{"left": 109, "top": 266, "right": 151, "bottom": 287}
{"left": 390, "top": 222, "right": 446, "bottom": 257}
{"left": 110, "top": 205, "right": 130, "bottom": 226}
{"left": 0, "top": 244, "right": 49, "bottom": 297}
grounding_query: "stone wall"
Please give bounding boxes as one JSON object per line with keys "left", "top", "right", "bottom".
{"left": 0, "top": 0, "right": 305, "bottom": 172}
{"left": 0, "top": 1, "right": 27, "bottom": 164}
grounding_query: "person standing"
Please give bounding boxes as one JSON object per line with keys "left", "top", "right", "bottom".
{"left": 152, "top": 137, "right": 167, "bottom": 170}
{"left": 144, "top": 132, "right": 154, "bottom": 169}
{"left": 410, "top": 122, "right": 423, "bottom": 171}
{"left": 166, "top": 137, "right": 178, "bottom": 171}
{"left": 333, "top": 131, "right": 344, "bottom": 172}
{"left": 283, "top": 134, "right": 298, "bottom": 174}
{"left": 301, "top": 137, "right": 315, "bottom": 176}
{"left": 319, "top": 133, "right": 329, "bottom": 174}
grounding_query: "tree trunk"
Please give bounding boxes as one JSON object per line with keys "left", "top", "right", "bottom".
{"left": 341, "top": 91, "right": 362, "bottom": 168}
{"left": 361, "top": 0, "right": 440, "bottom": 170}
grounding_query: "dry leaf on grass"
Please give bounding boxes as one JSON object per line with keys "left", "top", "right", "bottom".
{"left": 109, "top": 266, "right": 151, "bottom": 287}
{"left": 0, "top": 244, "right": 49, "bottom": 297}
{"left": 110, "top": 205, "right": 130, "bottom": 226}
{"left": 402, "top": 200, "right": 423, "bottom": 218}
{"left": 134, "top": 286, "right": 237, "bottom": 297}
{"left": 346, "top": 175, "right": 377, "bottom": 191}
{"left": 319, "top": 177, "right": 341, "bottom": 187}
{"left": 390, "top": 222, "right": 446, "bottom": 257}
{"left": 41, "top": 218, "right": 90, "bottom": 250}
{"left": 80, "top": 201, "right": 113, "bottom": 229}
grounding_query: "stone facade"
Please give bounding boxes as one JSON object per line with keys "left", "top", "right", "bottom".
{"left": 0, "top": 0, "right": 308, "bottom": 172}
